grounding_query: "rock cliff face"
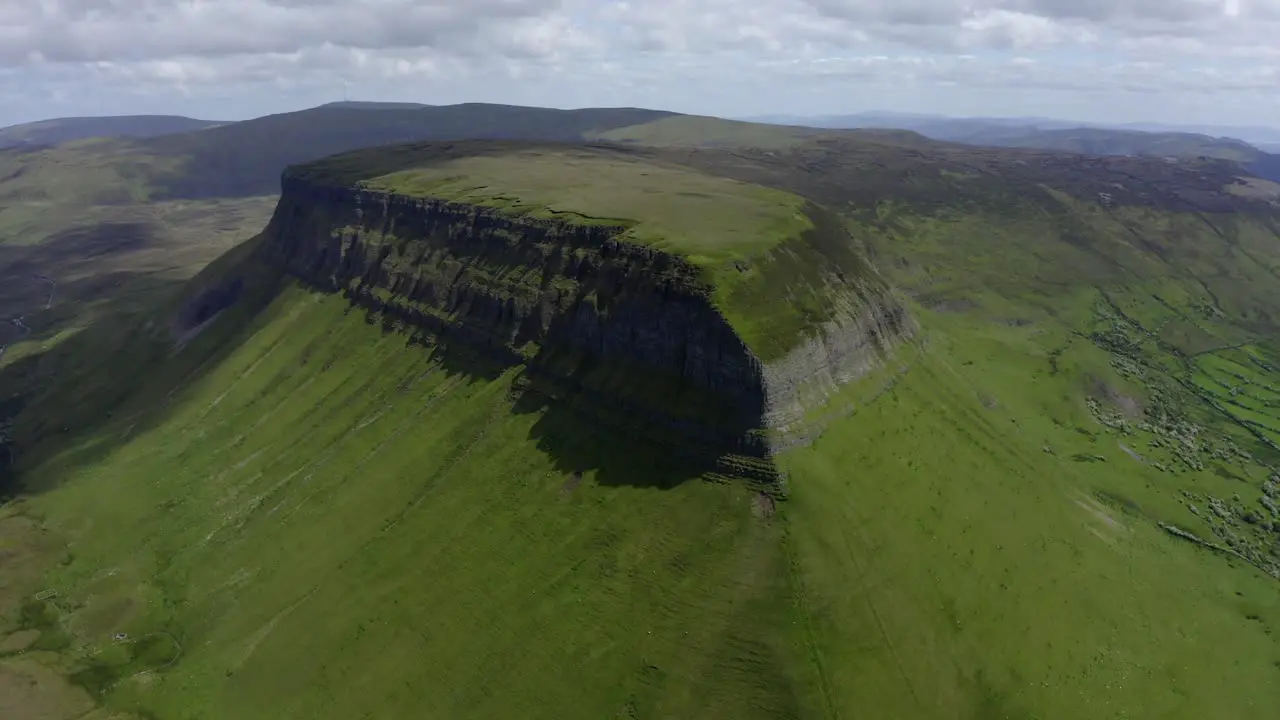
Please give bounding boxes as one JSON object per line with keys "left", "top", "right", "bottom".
{"left": 263, "top": 173, "right": 911, "bottom": 460}
{"left": 762, "top": 297, "right": 911, "bottom": 431}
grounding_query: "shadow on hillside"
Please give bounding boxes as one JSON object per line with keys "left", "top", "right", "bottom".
{"left": 0, "top": 225, "right": 274, "bottom": 498}
{"left": 0, "top": 221, "right": 163, "bottom": 320}
{"left": 0, "top": 272, "right": 196, "bottom": 499}
{"left": 509, "top": 386, "right": 736, "bottom": 490}
{"left": 2, "top": 259, "right": 765, "bottom": 498}
{"left": 0, "top": 218, "right": 181, "bottom": 496}
{"left": 381, "top": 307, "right": 756, "bottom": 491}
{"left": 336, "top": 272, "right": 764, "bottom": 490}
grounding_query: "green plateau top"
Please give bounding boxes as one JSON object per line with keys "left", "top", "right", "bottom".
{"left": 292, "top": 142, "right": 866, "bottom": 362}
{"left": 354, "top": 146, "right": 812, "bottom": 268}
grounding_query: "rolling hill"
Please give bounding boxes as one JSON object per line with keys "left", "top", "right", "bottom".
{"left": 138, "top": 103, "right": 682, "bottom": 199}
{"left": 0, "top": 105, "right": 921, "bottom": 373}
{"left": 0, "top": 103, "right": 686, "bottom": 373}
{"left": 0, "top": 116, "right": 223, "bottom": 150}
{"left": 758, "top": 113, "right": 1280, "bottom": 182}
{"left": 2, "top": 102, "right": 1280, "bottom": 720}
{"left": 934, "top": 125, "right": 1262, "bottom": 161}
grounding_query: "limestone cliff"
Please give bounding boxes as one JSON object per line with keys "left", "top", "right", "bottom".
{"left": 262, "top": 172, "right": 912, "bottom": 463}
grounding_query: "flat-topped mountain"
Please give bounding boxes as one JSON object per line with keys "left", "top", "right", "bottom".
{"left": 2, "top": 105, "right": 1280, "bottom": 719}
{"left": 269, "top": 141, "right": 909, "bottom": 459}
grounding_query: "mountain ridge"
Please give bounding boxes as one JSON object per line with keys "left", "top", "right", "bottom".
{"left": 745, "top": 111, "right": 1280, "bottom": 181}
{"left": 0, "top": 115, "right": 224, "bottom": 149}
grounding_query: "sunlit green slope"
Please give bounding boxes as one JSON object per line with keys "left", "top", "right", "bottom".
{"left": 3, "top": 251, "right": 813, "bottom": 718}
{"left": 782, "top": 305, "right": 1280, "bottom": 718}
{"left": 3, "top": 132, "right": 1280, "bottom": 720}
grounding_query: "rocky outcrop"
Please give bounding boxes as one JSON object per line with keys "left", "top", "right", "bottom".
{"left": 263, "top": 172, "right": 911, "bottom": 460}
{"left": 762, "top": 295, "right": 912, "bottom": 431}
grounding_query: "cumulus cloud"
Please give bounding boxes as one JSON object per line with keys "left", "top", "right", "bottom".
{"left": 0, "top": 0, "right": 573, "bottom": 64}
{"left": 1, "top": 0, "right": 1279, "bottom": 125}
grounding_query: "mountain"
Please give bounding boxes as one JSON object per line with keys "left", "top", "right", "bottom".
{"left": 0, "top": 115, "right": 223, "bottom": 149}
{"left": 138, "top": 103, "right": 681, "bottom": 198}
{"left": 0, "top": 103, "right": 687, "bottom": 360}
{"left": 932, "top": 125, "right": 1260, "bottom": 161}
{"left": 752, "top": 113, "right": 1280, "bottom": 183}
{"left": 753, "top": 112, "right": 1280, "bottom": 147}
{"left": 1111, "top": 121, "right": 1280, "bottom": 147}
{"left": 0, "top": 106, "right": 914, "bottom": 356}
{"left": 956, "top": 126, "right": 1280, "bottom": 183}
{"left": 746, "top": 112, "right": 1088, "bottom": 134}
{"left": 3, "top": 105, "right": 1280, "bottom": 718}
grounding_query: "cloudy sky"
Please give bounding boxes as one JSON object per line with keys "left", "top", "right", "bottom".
{"left": 2, "top": 0, "right": 1278, "bottom": 128}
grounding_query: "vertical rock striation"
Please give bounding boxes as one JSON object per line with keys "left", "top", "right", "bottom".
{"left": 261, "top": 173, "right": 912, "bottom": 463}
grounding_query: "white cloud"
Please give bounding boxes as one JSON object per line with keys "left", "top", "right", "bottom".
{"left": 1, "top": 0, "right": 1280, "bottom": 126}
{"left": 0, "top": 0, "right": 569, "bottom": 64}
{"left": 959, "top": 10, "right": 1097, "bottom": 50}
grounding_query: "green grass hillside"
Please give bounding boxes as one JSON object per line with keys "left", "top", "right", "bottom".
{"left": 4, "top": 226, "right": 1278, "bottom": 719}
{"left": 0, "top": 136, "right": 275, "bottom": 367}
{"left": 1, "top": 251, "right": 814, "bottom": 719}
{"left": 3, "top": 121, "right": 1280, "bottom": 719}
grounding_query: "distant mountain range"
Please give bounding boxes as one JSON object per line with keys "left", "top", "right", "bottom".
{"left": 745, "top": 112, "right": 1280, "bottom": 147}
{"left": 745, "top": 112, "right": 1280, "bottom": 182}
{"left": 5, "top": 106, "right": 1279, "bottom": 185}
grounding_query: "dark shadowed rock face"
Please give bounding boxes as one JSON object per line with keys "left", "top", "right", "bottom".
{"left": 267, "top": 178, "right": 764, "bottom": 413}
{"left": 262, "top": 175, "right": 910, "bottom": 458}
{"left": 175, "top": 277, "right": 243, "bottom": 333}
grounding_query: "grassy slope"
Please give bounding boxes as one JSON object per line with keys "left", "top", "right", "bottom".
{"left": 666, "top": 132, "right": 1280, "bottom": 714}
{"left": 0, "top": 138, "right": 276, "bottom": 367}
{"left": 2, "top": 258, "right": 815, "bottom": 719}
{"left": 783, "top": 307, "right": 1280, "bottom": 719}
{"left": 4, "top": 123, "right": 1280, "bottom": 718}
{"left": 7, "top": 243, "right": 1278, "bottom": 719}
{"left": 774, "top": 185, "right": 1280, "bottom": 717}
